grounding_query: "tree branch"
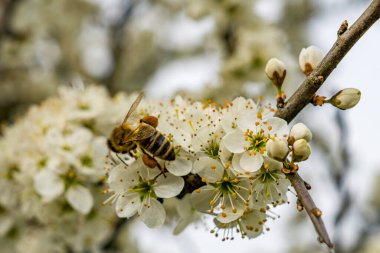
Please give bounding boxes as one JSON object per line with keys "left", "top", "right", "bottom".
{"left": 275, "top": 0, "right": 380, "bottom": 123}
{"left": 273, "top": 0, "right": 380, "bottom": 249}
{"left": 286, "top": 172, "right": 334, "bottom": 248}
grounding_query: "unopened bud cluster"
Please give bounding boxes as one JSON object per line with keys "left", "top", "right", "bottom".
{"left": 266, "top": 123, "right": 312, "bottom": 171}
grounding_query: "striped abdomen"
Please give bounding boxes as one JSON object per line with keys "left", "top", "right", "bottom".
{"left": 139, "top": 131, "right": 175, "bottom": 161}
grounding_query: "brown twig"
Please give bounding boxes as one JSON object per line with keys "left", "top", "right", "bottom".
{"left": 275, "top": 0, "right": 380, "bottom": 123}
{"left": 287, "top": 173, "right": 334, "bottom": 248}
{"left": 273, "top": 0, "right": 380, "bottom": 249}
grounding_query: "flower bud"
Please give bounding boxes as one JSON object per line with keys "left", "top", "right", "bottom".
{"left": 267, "top": 139, "right": 289, "bottom": 161}
{"left": 265, "top": 58, "right": 286, "bottom": 89}
{"left": 292, "top": 139, "right": 311, "bottom": 162}
{"left": 299, "top": 45, "right": 324, "bottom": 76}
{"left": 289, "top": 123, "right": 312, "bottom": 143}
{"left": 329, "top": 88, "right": 361, "bottom": 110}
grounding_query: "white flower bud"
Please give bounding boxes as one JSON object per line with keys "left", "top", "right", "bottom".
{"left": 299, "top": 45, "right": 324, "bottom": 75}
{"left": 330, "top": 88, "right": 361, "bottom": 110}
{"left": 292, "top": 139, "right": 311, "bottom": 162}
{"left": 267, "top": 139, "right": 289, "bottom": 161}
{"left": 265, "top": 58, "right": 286, "bottom": 88}
{"left": 289, "top": 123, "right": 312, "bottom": 142}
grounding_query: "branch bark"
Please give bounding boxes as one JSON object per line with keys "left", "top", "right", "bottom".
{"left": 274, "top": 0, "right": 380, "bottom": 249}
{"left": 286, "top": 173, "right": 334, "bottom": 248}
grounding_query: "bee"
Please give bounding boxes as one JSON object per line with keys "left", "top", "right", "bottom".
{"left": 107, "top": 93, "right": 175, "bottom": 168}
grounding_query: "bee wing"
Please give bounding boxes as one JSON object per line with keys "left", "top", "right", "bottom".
{"left": 124, "top": 124, "right": 156, "bottom": 142}
{"left": 122, "top": 92, "right": 144, "bottom": 124}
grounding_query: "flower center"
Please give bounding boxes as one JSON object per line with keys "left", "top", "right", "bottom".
{"left": 204, "top": 139, "right": 220, "bottom": 159}
{"left": 253, "top": 166, "right": 283, "bottom": 197}
{"left": 81, "top": 155, "right": 93, "bottom": 167}
{"left": 130, "top": 180, "right": 155, "bottom": 198}
{"left": 245, "top": 130, "right": 268, "bottom": 154}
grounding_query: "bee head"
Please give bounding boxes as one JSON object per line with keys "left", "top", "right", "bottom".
{"left": 111, "top": 125, "right": 133, "bottom": 145}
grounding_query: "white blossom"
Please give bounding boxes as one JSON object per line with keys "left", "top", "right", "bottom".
{"left": 105, "top": 159, "right": 184, "bottom": 228}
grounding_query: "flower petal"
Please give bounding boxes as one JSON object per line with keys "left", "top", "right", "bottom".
{"left": 194, "top": 157, "right": 224, "bottom": 183}
{"left": 154, "top": 173, "right": 184, "bottom": 198}
{"left": 192, "top": 126, "right": 212, "bottom": 152}
{"left": 266, "top": 117, "right": 288, "bottom": 136}
{"left": 237, "top": 110, "right": 258, "bottom": 131}
{"left": 191, "top": 185, "right": 216, "bottom": 212}
{"left": 166, "top": 156, "right": 193, "bottom": 176}
{"left": 139, "top": 198, "right": 166, "bottom": 228}
{"left": 222, "top": 130, "right": 246, "bottom": 153}
{"left": 65, "top": 184, "right": 94, "bottom": 215}
{"left": 115, "top": 192, "right": 141, "bottom": 218}
{"left": 108, "top": 163, "right": 139, "bottom": 193}
{"left": 241, "top": 210, "right": 265, "bottom": 238}
{"left": 231, "top": 153, "right": 246, "bottom": 176}
{"left": 240, "top": 153, "right": 264, "bottom": 172}
{"left": 219, "top": 141, "right": 233, "bottom": 168}
{"left": 34, "top": 170, "right": 64, "bottom": 202}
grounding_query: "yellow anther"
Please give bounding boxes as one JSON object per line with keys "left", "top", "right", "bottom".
{"left": 232, "top": 208, "right": 237, "bottom": 213}
{"left": 255, "top": 122, "right": 260, "bottom": 126}
{"left": 210, "top": 165, "right": 216, "bottom": 170}
{"left": 210, "top": 200, "right": 216, "bottom": 206}
{"left": 196, "top": 189, "right": 201, "bottom": 193}
{"left": 201, "top": 177, "right": 207, "bottom": 183}
{"left": 221, "top": 212, "right": 227, "bottom": 218}
{"left": 221, "top": 204, "right": 226, "bottom": 209}
{"left": 257, "top": 113, "right": 262, "bottom": 119}
{"left": 268, "top": 126, "right": 272, "bottom": 131}
{"left": 264, "top": 164, "right": 269, "bottom": 169}
{"left": 223, "top": 177, "right": 228, "bottom": 182}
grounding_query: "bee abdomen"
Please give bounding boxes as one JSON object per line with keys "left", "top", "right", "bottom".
{"left": 140, "top": 131, "right": 175, "bottom": 161}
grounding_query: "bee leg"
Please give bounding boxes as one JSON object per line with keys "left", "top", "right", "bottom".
{"left": 141, "top": 150, "right": 166, "bottom": 174}
{"left": 141, "top": 115, "right": 158, "bottom": 128}
{"left": 142, "top": 153, "right": 157, "bottom": 168}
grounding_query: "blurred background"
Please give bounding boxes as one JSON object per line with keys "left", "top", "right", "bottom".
{"left": 0, "top": 0, "right": 379, "bottom": 252}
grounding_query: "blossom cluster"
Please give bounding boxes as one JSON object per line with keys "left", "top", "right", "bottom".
{"left": 0, "top": 85, "right": 129, "bottom": 253}
{"left": 0, "top": 84, "right": 313, "bottom": 250}
{"left": 104, "top": 92, "right": 314, "bottom": 239}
